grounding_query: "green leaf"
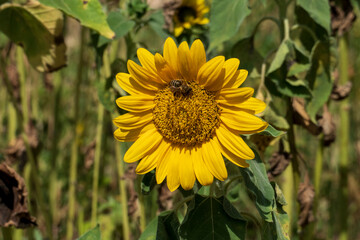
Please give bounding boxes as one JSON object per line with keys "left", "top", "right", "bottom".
{"left": 263, "top": 102, "right": 289, "bottom": 130}
{"left": 239, "top": 151, "right": 275, "bottom": 222}
{"left": 259, "top": 124, "right": 285, "bottom": 137}
{"left": 232, "top": 36, "right": 263, "bottom": 73}
{"left": 78, "top": 225, "right": 101, "bottom": 240}
{"left": 270, "top": 77, "right": 312, "bottom": 98}
{"left": 97, "top": 10, "right": 135, "bottom": 47}
{"left": 305, "top": 40, "right": 331, "bottom": 121}
{"left": 38, "top": 0, "right": 115, "bottom": 39}
{"left": 139, "top": 211, "right": 180, "bottom": 240}
{"left": 141, "top": 170, "right": 156, "bottom": 195}
{"left": 262, "top": 184, "right": 290, "bottom": 240}
{"left": 287, "top": 63, "right": 311, "bottom": 77}
{"left": 0, "top": 2, "right": 66, "bottom": 72}
{"left": 96, "top": 79, "right": 116, "bottom": 113}
{"left": 296, "top": 0, "right": 331, "bottom": 34}
{"left": 267, "top": 40, "right": 292, "bottom": 75}
{"left": 209, "top": 0, "right": 251, "bottom": 51}
{"left": 179, "top": 195, "right": 247, "bottom": 240}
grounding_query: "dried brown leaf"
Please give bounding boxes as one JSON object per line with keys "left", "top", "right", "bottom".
{"left": 157, "top": 182, "right": 174, "bottom": 212}
{"left": 292, "top": 98, "right": 321, "bottom": 136}
{"left": 267, "top": 151, "right": 291, "bottom": 180}
{"left": 331, "top": 82, "right": 352, "bottom": 101}
{"left": 317, "top": 105, "right": 336, "bottom": 146}
{"left": 297, "top": 174, "right": 315, "bottom": 228}
{"left": 330, "top": 0, "right": 357, "bottom": 36}
{"left": 83, "top": 140, "right": 96, "bottom": 169}
{"left": 0, "top": 163, "right": 37, "bottom": 228}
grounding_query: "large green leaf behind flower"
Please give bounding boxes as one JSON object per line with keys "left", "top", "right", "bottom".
{"left": 209, "top": 0, "right": 251, "bottom": 51}
{"left": 0, "top": 1, "right": 66, "bottom": 72}
{"left": 39, "top": 0, "right": 115, "bottom": 39}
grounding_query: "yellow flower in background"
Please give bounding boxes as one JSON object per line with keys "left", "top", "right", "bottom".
{"left": 114, "top": 37, "right": 268, "bottom": 192}
{"left": 173, "top": 0, "right": 209, "bottom": 37}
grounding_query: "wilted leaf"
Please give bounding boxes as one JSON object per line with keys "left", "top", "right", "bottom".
{"left": 317, "top": 105, "right": 336, "bottom": 146}
{"left": 330, "top": 0, "right": 357, "bottom": 36}
{"left": 157, "top": 183, "right": 174, "bottom": 212}
{"left": 39, "top": 0, "right": 115, "bottom": 39}
{"left": 179, "top": 195, "right": 247, "bottom": 239}
{"left": 331, "top": 81, "right": 352, "bottom": 101}
{"left": 240, "top": 151, "right": 275, "bottom": 222}
{"left": 0, "top": 163, "right": 37, "bottom": 228}
{"left": 0, "top": 2, "right": 66, "bottom": 72}
{"left": 83, "top": 140, "right": 96, "bottom": 169}
{"left": 139, "top": 211, "right": 180, "bottom": 240}
{"left": 97, "top": 10, "right": 135, "bottom": 47}
{"left": 306, "top": 41, "right": 332, "bottom": 121}
{"left": 297, "top": 174, "right": 315, "bottom": 228}
{"left": 209, "top": 0, "right": 251, "bottom": 51}
{"left": 297, "top": 0, "right": 331, "bottom": 34}
{"left": 78, "top": 225, "right": 101, "bottom": 240}
{"left": 293, "top": 97, "right": 321, "bottom": 135}
{"left": 267, "top": 142, "right": 291, "bottom": 180}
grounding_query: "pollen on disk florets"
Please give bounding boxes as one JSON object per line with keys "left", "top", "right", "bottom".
{"left": 153, "top": 81, "right": 221, "bottom": 146}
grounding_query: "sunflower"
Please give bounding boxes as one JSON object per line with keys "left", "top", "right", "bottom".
{"left": 173, "top": 0, "right": 209, "bottom": 37}
{"left": 114, "top": 37, "right": 268, "bottom": 192}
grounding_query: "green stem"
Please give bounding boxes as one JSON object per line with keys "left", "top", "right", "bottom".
{"left": 66, "top": 27, "right": 86, "bottom": 240}
{"left": 2, "top": 228, "right": 13, "bottom": 240}
{"left": 90, "top": 101, "right": 105, "bottom": 226}
{"left": 338, "top": 33, "right": 349, "bottom": 240}
{"left": 114, "top": 138, "right": 131, "bottom": 240}
{"left": 7, "top": 104, "right": 17, "bottom": 142}
{"left": 137, "top": 176, "right": 147, "bottom": 232}
{"left": 16, "top": 46, "right": 53, "bottom": 240}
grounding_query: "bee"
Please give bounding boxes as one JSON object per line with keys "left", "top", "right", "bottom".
{"left": 169, "top": 79, "right": 192, "bottom": 96}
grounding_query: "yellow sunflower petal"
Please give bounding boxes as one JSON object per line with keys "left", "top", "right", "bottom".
{"left": 167, "top": 147, "right": 181, "bottom": 191}
{"left": 177, "top": 41, "right": 194, "bottom": 81}
{"left": 197, "top": 56, "right": 225, "bottom": 90}
{"left": 222, "top": 59, "right": 240, "bottom": 87}
{"left": 174, "top": 25, "right": 184, "bottom": 37}
{"left": 136, "top": 140, "right": 169, "bottom": 174}
{"left": 155, "top": 144, "right": 172, "bottom": 184}
{"left": 116, "top": 95, "right": 154, "bottom": 113}
{"left": 113, "top": 111, "right": 152, "bottom": 130}
{"left": 224, "top": 69, "right": 248, "bottom": 88}
{"left": 202, "top": 138, "right": 228, "bottom": 181}
{"left": 195, "top": 18, "right": 209, "bottom": 25}
{"left": 218, "top": 140, "right": 250, "bottom": 168}
{"left": 179, "top": 148, "right": 196, "bottom": 190}
{"left": 217, "top": 87, "right": 254, "bottom": 103}
{"left": 124, "top": 127, "right": 162, "bottom": 163}
{"left": 192, "top": 146, "right": 213, "bottom": 186}
{"left": 190, "top": 39, "right": 206, "bottom": 79}
{"left": 154, "top": 53, "right": 177, "bottom": 82}
{"left": 116, "top": 73, "right": 155, "bottom": 96}
{"left": 216, "top": 124, "right": 255, "bottom": 159}
{"left": 127, "top": 60, "right": 164, "bottom": 88}
{"left": 221, "top": 109, "right": 268, "bottom": 134}
{"left": 163, "top": 37, "right": 179, "bottom": 74}
{"left": 137, "top": 48, "right": 159, "bottom": 78}
{"left": 114, "top": 123, "right": 154, "bottom": 142}
{"left": 221, "top": 97, "right": 267, "bottom": 114}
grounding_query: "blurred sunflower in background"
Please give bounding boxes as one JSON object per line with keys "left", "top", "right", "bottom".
{"left": 114, "top": 37, "right": 268, "bottom": 191}
{"left": 172, "top": 0, "right": 210, "bottom": 36}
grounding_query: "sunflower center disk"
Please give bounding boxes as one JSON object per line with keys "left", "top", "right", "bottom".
{"left": 177, "top": 6, "right": 197, "bottom": 23}
{"left": 153, "top": 81, "right": 221, "bottom": 146}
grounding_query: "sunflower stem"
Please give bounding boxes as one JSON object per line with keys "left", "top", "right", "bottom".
{"left": 137, "top": 175, "right": 147, "bottom": 232}
{"left": 338, "top": 33, "right": 349, "bottom": 240}
{"left": 66, "top": 27, "right": 86, "bottom": 240}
